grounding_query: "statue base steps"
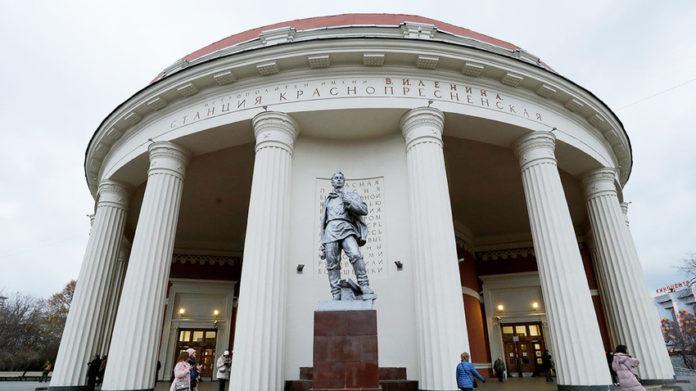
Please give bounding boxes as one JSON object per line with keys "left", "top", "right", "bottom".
{"left": 283, "top": 309, "right": 417, "bottom": 391}
{"left": 285, "top": 367, "right": 417, "bottom": 391}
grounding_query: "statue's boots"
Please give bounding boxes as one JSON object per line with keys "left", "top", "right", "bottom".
{"left": 328, "top": 269, "right": 342, "bottom": 300}
{"left": 352, "top": 256, "right": 374, "bottom": 295}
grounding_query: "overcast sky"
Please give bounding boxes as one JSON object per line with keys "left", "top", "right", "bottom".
{"left": 0, "top": 1, "right": 694, "bottom": 299}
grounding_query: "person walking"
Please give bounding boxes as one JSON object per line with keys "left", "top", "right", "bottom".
{"left": 97, "top": 355, "right": 107, "bottom": 386}
{"left": 215, "top": 350, "right": 232, "bottom": 391}
{"left": 39, "top": 360, "right": 51, "bottom": 382}
{"left": 493, "top": 357, "right": 506, "bottom": 382}
{"left": 612, "top": 345, "right": 645, "bottom": 391}
{"left": 86, "top": 354, "right": 101, "bottom": 391}
{"left": 171, "top": 351, "right": 192, "bottom": 391}
{"left": 541, "top": 350, "right": 554, "bottom": 382}
{"left": 186, "top": 348, "right": 202, "bottom": 391}
{"left": 456, "top": 352, "right": 485, "bottom": 391}
{"left": 606, "top": 350, "right": 619, "bottom": 386}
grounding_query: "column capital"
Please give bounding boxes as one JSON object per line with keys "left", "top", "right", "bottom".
{"left": 513, "top": 131, "right": 556, "bottom": 171}
{"left": 400, "top": 107, "right": 445, "bottom": 150}
{"left": 97, "top": 180, "right": 130, "bottom": 210}
{"left": 582, "top": 167, "right": 618, "bottom": 199}
{"left": 147, "top": 141, "right": 190, "bottom": 179}
{"left": 252, "top": 111, "right": 299, "bottom": 153}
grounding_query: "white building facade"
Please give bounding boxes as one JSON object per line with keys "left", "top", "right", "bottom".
{"left": 49, "top": 14, "right": 674, "bottom": 391}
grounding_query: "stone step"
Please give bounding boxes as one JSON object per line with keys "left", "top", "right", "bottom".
{"left": 299, "top": 366, "right": 410, "bottom": 381}
{"left": 285, "top": 379, "right": 418, "bottom": 391}
{"left": 379, "top": 379, "right": 419, "bottom": 391}
{"left": 285, "top": 379, "right": 312, "bottom": 391}
{"left": 379, "top": 367, "right": 407, "bottom": 380}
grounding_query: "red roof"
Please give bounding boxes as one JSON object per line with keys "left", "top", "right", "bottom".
{"left": 182, "top": 14, "right": 520, "bottom": 62}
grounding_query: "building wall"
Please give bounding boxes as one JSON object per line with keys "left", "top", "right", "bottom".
{"left": 458, "top": 244, "right": 492, "bottom": 377}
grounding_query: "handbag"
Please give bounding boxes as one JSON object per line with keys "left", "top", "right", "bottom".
{"left": 175, "top": 378, "right": 190, "bottom": 391}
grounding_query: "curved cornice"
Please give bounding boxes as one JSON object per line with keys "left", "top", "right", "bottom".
{"left": 85, "top": 31, "right": 631, "bottom": 197}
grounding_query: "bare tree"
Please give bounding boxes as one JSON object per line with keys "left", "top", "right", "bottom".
{"left": 0, "top": 281, "right": 76, "bottom": 371}
{"left": 677, "top": 254, "right": 696, "bottom": 284}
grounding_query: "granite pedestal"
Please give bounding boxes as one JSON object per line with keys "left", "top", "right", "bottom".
{"left": 311, "top": 309, "right": 381, "bottom": 391}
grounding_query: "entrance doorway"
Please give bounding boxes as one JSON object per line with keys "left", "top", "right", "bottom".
{"left": 175, "top": 328, "right": 218, "bottom": 379}
{"left": 500, "top": 322, "right": 545, "bottom": 376}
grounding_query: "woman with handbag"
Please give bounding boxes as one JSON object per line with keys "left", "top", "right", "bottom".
{"left": 612, "top": 345, "right": 645, "bottom": 391}
{"left": 170, "top": 352, "right": 192, "bottom": 391}
{"left": 456, "top": 352, "right": 485, "bottom": 391}
{"left": 216, "top": 350, "right": 232, "bottom": 391}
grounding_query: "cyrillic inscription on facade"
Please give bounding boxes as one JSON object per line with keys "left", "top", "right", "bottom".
{"left": 314, "top": 176, "right": 385, "bottom": 280}
{"left": 166, "top": 76, "right": 548, "bottom": 130}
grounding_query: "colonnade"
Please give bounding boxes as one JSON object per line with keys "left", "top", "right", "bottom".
{"left": 50, "top": 108, "right": 673, "bottom": 391}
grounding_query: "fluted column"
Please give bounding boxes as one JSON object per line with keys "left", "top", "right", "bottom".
{"left": 49, "top": 181, "right": 129, "bottom": 391}
{"left": 98, "top": 241, "right": 130, "bottom": 355}
{"left": 401, "top": 107, "right": 469, "bottom": 391}
{"left": 102, "top": 142, "right": 190, "bottom": 391}
{"left": 513, "top": 131, "right": 611, "bottom": 390}
{"left": 228, "top": 112, "right": 298, "bottom": 391}
{"left": 583, "top": 168, "right": 674, "bottom": 382}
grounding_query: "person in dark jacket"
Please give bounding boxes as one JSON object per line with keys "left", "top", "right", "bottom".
{"left": 456, "top": 352, "right": 485, "bottom": 391}
{"left": 186, "top": 348, "right": 201, "bottom": 391}
{"left": 493, "top": 357, "right": 506, "bottom": 382}
{"left": 86, "top": 354, "right": 101, "bottom": 391}
{"left": 541, "top": 350, "right": 553, "bottom": 382}
{"left": 606, "top": 350, "right": 619, "bottom": 385}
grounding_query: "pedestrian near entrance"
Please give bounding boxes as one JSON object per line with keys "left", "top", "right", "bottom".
{"left": 97, "top": 355, "right": 107, "bottom": 385}
{"left": 186, "top": 348, "right": 202, "bottom": 391}
{"left": 493, "top": 357, "right": 506, "bottom": 382}
{"left": 171, "top": 351, "right": 192, "bottom": 391}
{"left": 216, "top": 350, "right": 232, "bottom": 391}
{"left": 612, "top": 345, "right": 645, "bottom": 391}
{"left": 456, "top": 352, "right": 485, "bottom": 391}
{"left": 606, "top": 350, "right": 619, "bottom": 386}
{"left": 541, "top": 350, "right": 553, "bottom": 382}
{"left": 86, "top": 354, "right": 101, "bottom": 391}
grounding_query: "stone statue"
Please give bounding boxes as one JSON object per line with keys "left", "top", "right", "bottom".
{"left": 319, "top": 172, "right": 375, "bottom": 300}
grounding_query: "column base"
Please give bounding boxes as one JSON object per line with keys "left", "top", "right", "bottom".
{"left": 557, "top": 385, "right": 613, "bottom": 391}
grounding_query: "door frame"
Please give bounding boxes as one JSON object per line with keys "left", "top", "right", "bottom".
{"left": 480, "top": 272, "right": 551, "bottom": 376}
{"left": 158, "top": 279, "right": 236, "bottom": 381}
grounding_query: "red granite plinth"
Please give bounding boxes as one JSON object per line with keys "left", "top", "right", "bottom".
{"left": 311, "top": 310, "right": 381, "bottom": 391}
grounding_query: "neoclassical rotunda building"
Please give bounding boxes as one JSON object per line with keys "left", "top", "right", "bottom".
{"left": 49, "top": 14, "right": 673, "bottom": 391}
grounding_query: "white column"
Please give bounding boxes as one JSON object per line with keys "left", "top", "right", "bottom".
{"left": 98, "top": 241, "right": 130, "bottom": 355}
{"left": 101, "top": 141, "right": 190, "bottom": 391}
{"left": 229, "top": 112, "right": 298, "bottom": 391}
{"left": 49, "top": 181, "right": 129, "bottom": 390}
{"left": 513, "top": 131, "right": 611, "bottom": 389}
{"left": 400, "top": 107, "right": 470, "bottom": 391}
{"left": 583, "top": 168, "right": 675, "bottom": 381}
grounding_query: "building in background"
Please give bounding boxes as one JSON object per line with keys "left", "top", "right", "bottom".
{"left": 48, "top": 14, "right": 674, "bottom": 391}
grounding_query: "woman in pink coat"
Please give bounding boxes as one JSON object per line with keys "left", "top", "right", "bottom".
{"left": 612, "top": 345, "right": 645, "bottom": 391}
{"left": 170, "top": 351, "right": 192, "bottom": 391}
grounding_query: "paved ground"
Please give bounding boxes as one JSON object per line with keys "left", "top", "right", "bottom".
{"left": 155, "top": 380, "right": 221, "bottom": 390}
{"left": 0, "top": 381, "right": 48, "bottom": 391}
{"left": 476, "top": 377, "right": 559, "bottom": 390}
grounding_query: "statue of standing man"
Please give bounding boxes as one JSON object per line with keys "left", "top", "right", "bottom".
{"left": 319, "top": 172, "right": 375, "bottom": 300}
